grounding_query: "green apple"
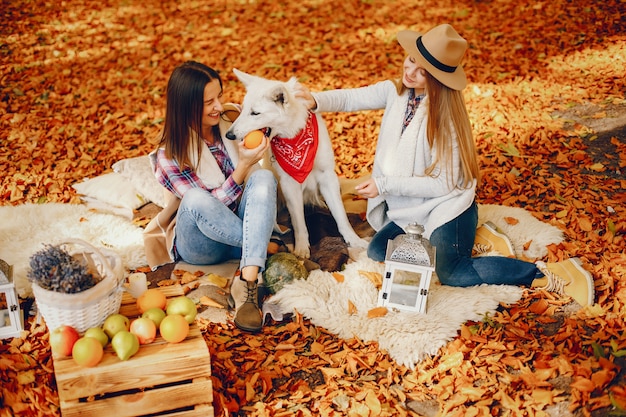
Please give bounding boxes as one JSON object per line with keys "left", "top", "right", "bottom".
{"left": 111, "top": 330, "right": 140, "bottom": 361}
{"left": 84, "top": 327, "right": 109, "bottom": 347}
{"left": 166, "top": 296, "right": 198, "bottom": 324}
{"left": 102, "top": 313, "right": 130, "bottom": 339}
{"left": 142, "top": 307, "right": 166, "bottom": 328}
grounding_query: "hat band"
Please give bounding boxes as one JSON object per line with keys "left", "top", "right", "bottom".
{"left": 416, "top": 36, "right": 456, "bottom": 73}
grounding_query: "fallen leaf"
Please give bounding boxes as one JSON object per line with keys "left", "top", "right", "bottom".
{"left": 199, "top": 296, "right": 225, "bottom": 309}
{"left": 367, "top": 307, "right": 388, "bottom": 318}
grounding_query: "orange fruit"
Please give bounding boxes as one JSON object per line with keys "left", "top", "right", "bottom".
{"left": 72, "top": 336, "right": 104, "bottom": 367}
{"left": 137, "top": 288, "right": 167, "bottom": 314}
{"left": 243, "top": 130, "right": 264, "bottom": 149}
{"left": 159, "top": 314, "right": 189, "bottom": 343}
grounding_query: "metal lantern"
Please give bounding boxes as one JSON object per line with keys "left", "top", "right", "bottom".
{"left": 0, "top": 259, "right": 23, "bottom": 339}
{"left": 377, "top": 223, "right": 436, "bottom": 313}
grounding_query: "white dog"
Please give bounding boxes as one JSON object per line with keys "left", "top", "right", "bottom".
{"left": 226, "top": 69, "right": 368, "bottom": 258}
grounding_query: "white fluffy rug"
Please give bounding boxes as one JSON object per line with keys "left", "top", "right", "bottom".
{"left": 268, "top": 252, "right": 523, "bottom": 369}
{"left": 0, "top": 203, "right": 146, "bottom": 297}
{"left": 267, "top": 204, "right": 565, "bottom": 369}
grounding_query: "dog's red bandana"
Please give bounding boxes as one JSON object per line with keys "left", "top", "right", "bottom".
{"left": 270, "top": 113, "right": 319, "bottom": 183}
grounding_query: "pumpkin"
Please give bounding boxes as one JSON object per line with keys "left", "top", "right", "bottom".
{"left": 263, "top": 252, "right": 309, "bottom": 294}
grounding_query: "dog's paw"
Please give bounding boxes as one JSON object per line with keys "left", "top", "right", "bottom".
{"left": 292, "top": 244, "right": 311, "bottom": 259}
{"left": 347, "top": 237, "right": 369, "bottom": 249}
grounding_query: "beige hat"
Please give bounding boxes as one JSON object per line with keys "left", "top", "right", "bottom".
{"left": 397, "top": 24, "right": 468, "bottom": 90}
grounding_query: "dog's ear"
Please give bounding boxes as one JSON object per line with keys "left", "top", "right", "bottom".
{"left": 271, "top": 85, "right": 290, "bottom": 107}
{"left": 232, "top": 68, "right": 255, "bottom": 87}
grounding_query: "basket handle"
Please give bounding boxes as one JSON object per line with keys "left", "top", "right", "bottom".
{"left": 60, "top": 238, "right": 120, "bottom": 285}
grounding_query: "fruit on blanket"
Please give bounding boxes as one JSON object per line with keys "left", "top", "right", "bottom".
{"left": 72, "top": 336, "right": 104, "bottom": 367}
{"left": 263, "top": 252, "right": 309, "bottom": 294}
{"left": 49, "top": 325, "right": 80, "bottom": 357}
{"left": 137, "top": 288, "right": 167, "bottom": 314}
{"left": 166, "top": 296, "right": 197, "bottom": 324}
{"left": 142, "top": 307, "right": 166, "bottom": 328}
{"left": 103, "top": 313, "right": 130, "bottom": 339}
{"left": 160, "top": 314, "right": 189, "bottom": 343}
{"left": 243, "top": 130, "right": 264, "bottom": 149}
{"left": 111, "top": 330, "right": 140, "bottom": 361}
{"left": 84, "top": 327, "right": 109, "bottom": 348}
{"left": 130, "top": 317, "right": 157, "bottom": 345}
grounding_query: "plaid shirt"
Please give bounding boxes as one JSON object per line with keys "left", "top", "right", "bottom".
{"left": 154, "top": 140, "right": 242, "bottom": 211}
{"left": 402, "top": 89, "right": 425, "bottom": 134}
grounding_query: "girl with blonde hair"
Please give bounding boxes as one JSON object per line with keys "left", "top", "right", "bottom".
{"left": 298, "top": 24, "right": 594, "bottom": 307}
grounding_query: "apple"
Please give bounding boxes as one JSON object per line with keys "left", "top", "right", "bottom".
{"left": 166, "top": 296, "right": 198, "bottom": 324}
{"left": 49, "top": 325, "right": 80, "bottom": 357}
{"left": 142, "top": 307, "right": 166, "bottom": 328}
{"left": 72, "top": 336, "right": 104, "bottom": 367}
{"left": 84, "top": 327, "right": 109, "bottom": 348}
{"left": 103, "top": 313, "right": 130, "bottom": 339}
{"left": 130, "top": 317, "right": 157, "bottom": 345}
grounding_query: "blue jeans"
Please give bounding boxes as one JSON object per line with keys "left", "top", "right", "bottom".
{"left": 367, "top": 202, "right": 542, "bottom": 287}
{"left": 174, "top": 169, "right": 277, "bottom": 271}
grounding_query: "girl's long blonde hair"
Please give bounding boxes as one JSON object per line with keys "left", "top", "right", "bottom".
{"left": 393, "top": 73, "right": 480, "bottom": 189}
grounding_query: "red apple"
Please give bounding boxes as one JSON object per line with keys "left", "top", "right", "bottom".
{"left": 129, "top": 317, "right": 157, "bottom": 345}
{"left": 49, "top": 325, "right": 80, "bottom": 357}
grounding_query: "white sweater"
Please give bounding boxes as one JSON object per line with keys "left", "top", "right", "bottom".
{"left": 312, "top": 80, "right": 476, "bottom": 238}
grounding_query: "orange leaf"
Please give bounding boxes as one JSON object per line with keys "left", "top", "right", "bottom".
{"left": 348, "top": 300, "right": 357, "bottom": 315}
{"left": 332, "top": 272, "right": 345, "bottom": 282}
{"left": 367, "top": 306, "right": 388, "bottom": 318}
{"left": 504, "top": 216, "right": 519, "bottom": 225}
{"left": 570, "top": 377, "right": 595, "bottom": 393}
{"left": 578, "top": 217, "right": 593, "bottom": 232}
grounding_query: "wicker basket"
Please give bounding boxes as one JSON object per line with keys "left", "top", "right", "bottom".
{"left": 31, "top": 238, "right": 124, "bottom": 333}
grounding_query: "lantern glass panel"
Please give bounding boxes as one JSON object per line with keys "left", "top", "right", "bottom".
{"left": 0, "top": 260, "right": 23, "bottom": 339}
{"left": 0, "top": 292, "right": 9, "bottom": 328}
{"left": 387, "top": 269, "right": 423, "bottom": 306}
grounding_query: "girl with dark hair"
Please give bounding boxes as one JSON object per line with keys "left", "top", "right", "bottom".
{"left": 144, "top": 61, "right": 277, "bottom": 332}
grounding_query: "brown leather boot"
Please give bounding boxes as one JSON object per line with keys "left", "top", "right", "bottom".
{"left": 231, "top": 277, "right": 263, "bottom": 332}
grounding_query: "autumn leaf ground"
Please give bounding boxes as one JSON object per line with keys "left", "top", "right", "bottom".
{"left": 1, "top": 0, "right": 625, "bottom": 416}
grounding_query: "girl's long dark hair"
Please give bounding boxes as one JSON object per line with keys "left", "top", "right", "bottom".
{"left": 160, "top": 61, "right": 222, "bottom": 170}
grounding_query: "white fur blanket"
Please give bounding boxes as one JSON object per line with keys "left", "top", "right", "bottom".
{"left": 267, "top": 203, "right": 565, "bottom": 369}
{"left": 267, "top": 252, "right": 525, "bottom": 369}
{"left": 0, "top": 203, "right": 146, "bottom": 297}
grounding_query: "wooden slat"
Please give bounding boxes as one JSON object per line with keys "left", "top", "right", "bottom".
{"left": 59, "top": 378, "right": 213, "bottom": 417}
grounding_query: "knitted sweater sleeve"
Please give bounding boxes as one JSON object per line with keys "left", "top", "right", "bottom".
{"left": 311, "top": 80, "right": 395, "bottom": 113}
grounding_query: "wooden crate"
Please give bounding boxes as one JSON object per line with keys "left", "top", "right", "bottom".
{"left": 52, "top": 285, "right": 214, "bottom": 417}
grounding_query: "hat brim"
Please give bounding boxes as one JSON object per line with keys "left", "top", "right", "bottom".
{"left": 397, "top": 30, "right": 467, "bottom": 91}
